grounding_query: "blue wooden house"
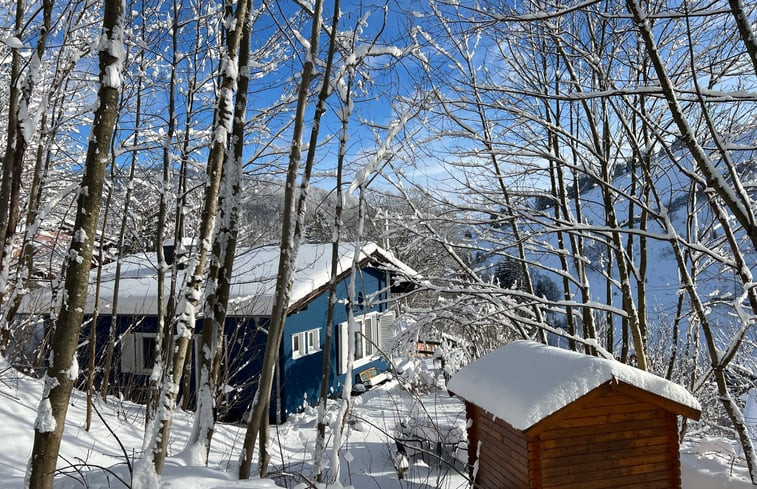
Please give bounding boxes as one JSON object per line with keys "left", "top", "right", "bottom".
{"left": 71, "top": 242, "right": 416, "bottom": 422}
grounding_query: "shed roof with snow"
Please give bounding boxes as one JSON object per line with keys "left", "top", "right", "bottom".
{"left": 448, "top": 340, "right": 700, "bottom": 430}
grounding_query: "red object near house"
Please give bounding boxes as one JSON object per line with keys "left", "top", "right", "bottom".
{"left": 448, "top": 341, "right": 701, "bottom": 489}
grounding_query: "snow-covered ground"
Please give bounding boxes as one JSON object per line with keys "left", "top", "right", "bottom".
{"left": 0, "top": 359, "right": 752, "bottom": 488}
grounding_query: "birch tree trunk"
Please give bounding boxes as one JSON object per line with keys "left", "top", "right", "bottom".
{"left": 239, "top": 0, "right": 338, "bottom": 477}
{"left": 184, "top": 0, "right": 252, "bottom": 464}
{"left": 145, "top": 0, "right": 180, "bottom": 431}
{"left": 329, "top": 187, "right": 365, "bottom": 484}
{"left": 313, "top": 64, "right": 351, "bottom": 484}
{"left": 135, "top": 0, "right": 249, "bottom": 482}
{"left": 25, "top": 1, "right": 125, "bottom": 487}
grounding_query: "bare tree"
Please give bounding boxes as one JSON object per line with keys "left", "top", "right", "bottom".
{"left": 134, "top": 0, "right": 250, "bottom": 482}
{"left": 239, "top": 0, "right": 345, "bottom": 477}
{"left": 0, "top": 0, "right": 25, "bottom": 300}
{"left": 26, "top": 0, "right": 125, "bottom": 486}
{"left": 184, "top": 0, "right": 254, "bottom": 464}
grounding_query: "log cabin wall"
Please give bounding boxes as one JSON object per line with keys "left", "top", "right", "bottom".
{"left": 533, "top": 391, "right": 681, "bottom": 489}
{"left": 465, "top": 402, "right": 531, "bottom": 489}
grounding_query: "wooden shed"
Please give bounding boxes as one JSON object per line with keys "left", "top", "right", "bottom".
{"left": 448, "top": 341, "right": 701, "bottom": 489}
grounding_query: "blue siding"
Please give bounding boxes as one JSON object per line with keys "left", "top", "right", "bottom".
{"left": 84, "top": 314, "right": 269, "bottom": 421}
{"left": 280, "top": 265, "right": 390, "bottom": 418}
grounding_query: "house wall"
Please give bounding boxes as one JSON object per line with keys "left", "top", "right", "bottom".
{"left": 465, "top": 402, "right": 531, "bottom": 489}
{"left": 534, "top": 391, "right": 681, "bottom": 489}
{"left": 83, "top": 264, "right": 393, "bottom": 423}
{"left": 280, "top": 265, "right": 389, "bottom": 419}
{"left": 83, "top": 313, "right": 269, "bottom": 421}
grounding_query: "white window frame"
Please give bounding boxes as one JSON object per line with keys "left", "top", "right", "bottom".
{"left": 120, "top": 332, "right": 157, "bottom": 375}
{"left": 339, "top": 311, "right": 390, "bottom": 374}
{"left": 292, "top": 332, "right": 305, "bottom": 359}
{"left": 292, "top": 327, "right": 321, "bottom": 360}
{"left": 354, "top": 313, "right": 379, "bottom": 362}
{"left": 307, "top": 329, "right": 321, "bottom": 354}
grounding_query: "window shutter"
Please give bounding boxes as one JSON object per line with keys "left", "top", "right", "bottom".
{"left": 378, "top": 310, "right": 396, "bottom": 353}
{"left": 364, "top": 316, "right": 374, "bottom": 356}
{"left": 338, "top": 321, "right": 349, "bottom": 375}
{"left": 120, "top": 333, "right": 135, "bottom": 373}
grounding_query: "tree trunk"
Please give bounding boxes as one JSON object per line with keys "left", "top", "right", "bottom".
{"left": 145, "top": 0, "right": 177, "bottom": 431}
{"left": 135, "top": 0, "right": 249, "bottom": 481}
{"left": 184, "top": 0, "right": 252, "bottom": 463}
{"left": 329, "top": 187, "right": 366, "bottom": 484}
{"left": 25, "top": 1, "right": 125, "bottom": 486}
{"left": 727, "top": 0, "right": 757, "bottom": 77}
{"left": 86, "top": 176, "right": 114, "bottom": 431}
{"left": 627, "top": 0, "right": 757, "bottom": 253}
{"left": 239, "top": 0, "right": 336, "bottom": 477}
{"left": 313, "top": 61, "right": 351, "bottom": 484}
{"left": 0, "top": 0, "right": 24, "bottom": 296}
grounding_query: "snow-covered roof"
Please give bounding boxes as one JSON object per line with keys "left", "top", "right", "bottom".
{"left": 447, "top": 340, "right": 701, "bottom": 431}
{"left": 78, "top": 242, "right": 415, "bottom": 316}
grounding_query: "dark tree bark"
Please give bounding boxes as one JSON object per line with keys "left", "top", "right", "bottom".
{"left": 25, "top": 1, "right": 125, "bottom": 487}
{"left": 240, "top": 0, "right": 339, "bottom": 478}
{"left": 0, "top": 0, "right": 25, "bottom": 308}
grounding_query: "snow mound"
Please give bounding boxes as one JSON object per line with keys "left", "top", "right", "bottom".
{"left": 447, "top": 340, "right": 701, "bottom": 430}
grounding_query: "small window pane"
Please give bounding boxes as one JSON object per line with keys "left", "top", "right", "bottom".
{"left": 354, "top": 323, "right": 364, "bottom": 360}
{"left": 308, "top": 329, "right": 319, "bottom": 352}
{"left": 293, "top": 333, "right": 302, "bottom": 358}
{"left": 142, "top": 336, "right": 156, "bottom": 370}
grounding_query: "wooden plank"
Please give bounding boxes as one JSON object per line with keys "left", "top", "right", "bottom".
{"left": 561, "top": 401, "right": 660, "bottom": 419}
{"left": 540, "top": 432, "right": 669, "bottom": 459}
{"left": 466, "top": 403, "right": 478, "bottom": 472}
{"left": 541, "top": 449, "right": 672, "bottom": 477}
{"left": 541, "top": 440, "right": 671, "bottom": 468}
{"left": 477, "top": 415, "right": 528, "bottom": 450}
{"left": 542, "top": 461, "right": 672, "bottom": 486}
{"left": 477, "top": 454, "right": 529, "bottom": 489}
{"left": 525, "top": 383, "right": 616, "bottom": 437}
{"left": 614, "top": 381, "right": 701, "bottom": 420}
{"left": 484, "top": 462, "right": 527, "bottom": 488}
{"left": 552, "top": 408, "right": 667, "bottom": 429}
{"left": 540, "top": 420, "right": 678, "bottom": 448}
{"left": 543, "top": 468, "right": 671, "bottom": 489}
{"left": 479, "top": 443, "right": 529, "bottom": 481}
{"left": 586, "top": 391, "right": 643, "bottom": 406}
{"left": 540, "top": 416, "right": 669, "bottom": 441}
{"left": 531, "top": 436, "right": 542, "bottom": 489}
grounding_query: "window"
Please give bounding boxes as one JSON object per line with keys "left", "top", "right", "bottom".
{"left": 338, "top": 311, "right": 395, "bottom": 374}
{"left": 308, "top": 329, "right": 320, "bottom": 353}
{"left": 292, "top": 333, "right": 304, "bottom": 359}
{"left": 292, "top": 328, "right": 321, "bottom": 360}
{"left": 120, "top": 332, "right": 157, "bottom": 375}
{"left": 355, "top": 314, "right": 378, "bottom": 361}
{"left": 142, "top": 336, "right": 156, "bottom": 370}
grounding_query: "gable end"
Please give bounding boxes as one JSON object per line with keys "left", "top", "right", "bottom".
{"left": 524, "top": 378, "right": 700, "bottom": 438}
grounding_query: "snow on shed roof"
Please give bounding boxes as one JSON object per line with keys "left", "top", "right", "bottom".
{"left": 447, "top": 340, "right": 701, "bottom": 431}
{"left": 81, "top": 242, "right": 415, "bottom": 316}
